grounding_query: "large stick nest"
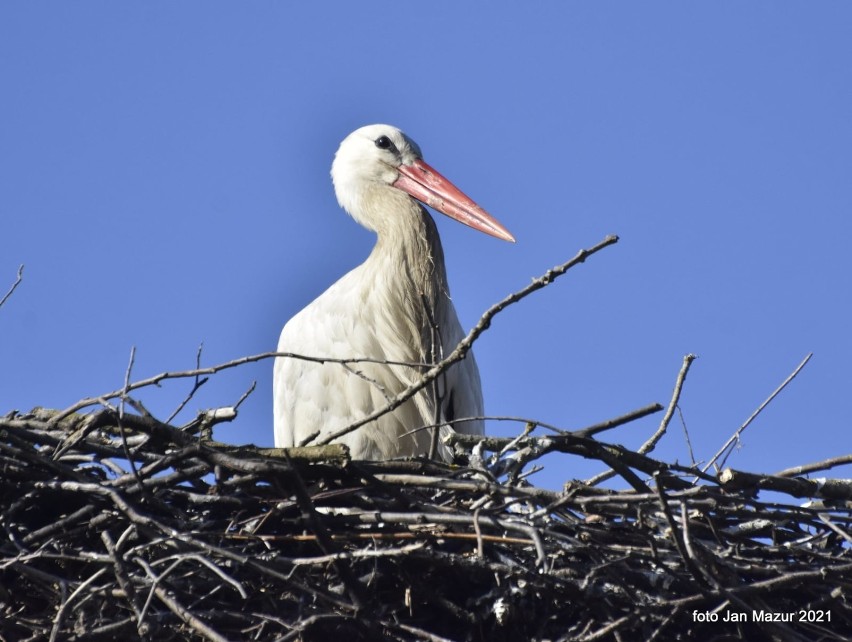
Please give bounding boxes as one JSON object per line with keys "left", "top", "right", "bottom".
{"left": 1, "top": 404, "right": 850, "bottom": 642}
{"left": 2, "top": 243, "right": 851, "bottom": 641}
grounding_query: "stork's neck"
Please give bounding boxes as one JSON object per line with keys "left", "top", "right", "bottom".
{"left": 360, "top": 196, "right": 451, "bottom": 362}
{"left": 370, "top": 199, "right": 449, "bottom": 306}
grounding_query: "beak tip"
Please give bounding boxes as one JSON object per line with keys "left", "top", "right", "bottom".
{"left": 498, "top": 229, "right": 517, "bottom": 243}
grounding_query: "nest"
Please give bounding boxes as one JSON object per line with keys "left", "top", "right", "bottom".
{"left": 2, "top": 403, "right": 851, "bottom": 642}
{"left": 2, "top": 244, "right": 850, "bottom": 640}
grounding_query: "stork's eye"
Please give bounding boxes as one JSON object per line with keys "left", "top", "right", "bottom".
{"left": 375, "top": 135, "right": 394, "bottom": 151}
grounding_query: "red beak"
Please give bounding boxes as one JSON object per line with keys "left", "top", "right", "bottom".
{"left": 393, "top": 159, "right": 516, "bottom": 243}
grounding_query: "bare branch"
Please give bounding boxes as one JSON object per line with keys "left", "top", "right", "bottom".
{"left": 573, "top": 402, "right": 665, "bottom": 438}
{"left": 166, "top": 342, "right": 209, "bottom": 424}
{"left": 719, "top": 467, "right": 852, "bottom": 501}
{"left": 587, "top": 355, "right": 695, "bottom": 486}
{"left": 0, "top": 264, "right": 24, "bottom": 309}
{"left": 648, "top": 353, "right": 697, "bottom": 451}
{"left": 774, "top": 454, "right": 852, "bottom": 478}
{"left": 51, "top": 351, "right": 437, "bottom": 424}
{"left": 703, "top": 352, "right": 813, "bottom": 473}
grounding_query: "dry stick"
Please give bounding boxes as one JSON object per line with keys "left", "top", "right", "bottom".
{"left": 677, "top": 405, "right": 698, "bottom": 466}
{"left": 392, "top": 622, "right": 457, "bottom": 642}
{"left": 702, "top": 352, "right": 813, "bottom": 474}
{"left": 52, "top": 352, "right": 439, "bottom": 424}
{"left": 285, "top": 542, "right": 427, "bottom": 566}
{"left": 0, "top": 264, "right": 24, "bottom": 309}
{"left": 818, "top": 513, "right": 852, "bottom": 546}
{"left": 152, "top": 585, "right": 230, "bottom": 642}
{"left": 578, "top": 615, "right": 633, "bottom": 642}
{"left": 587, "top": 355, "right": 695, "bottom": 487}
{"left": 309, "top": 234, "right": 620, "bottom": 447}
{"left": 152, "top": 553, "right": 248, "bottom": 599}
{"left": 646, "top": 354, "right": 697, "bottom": 452}
{"left": 652, "top": 475, "right": 710, "bottom": 592}
{"left": 166, "top": 342, "right": 209, "bottom": 424}
{"left": 101, "top": 530, "right": 150, "bottom": 640}
{"left": 48, "top": 567, "right": 110, "bottom": 642}
{"left": 233, "top": 380, "right": 256, "bottom": 411}
{"left": 347, "top": 510, "right": 548, "bottom": 567}
{"left": 774, "top": 454, "right": 852, "bottom": 478}
{"left": 420, "top": 401, "right": 661, "bottom": 449}
{"left": 415, "top": 414, "right": 566, "bottom": 436}
{"left": 118, "top": 346, "right": 147, "bottom": 495}
{"left": 573, "top": 402, "right": 664, "bottom": 438}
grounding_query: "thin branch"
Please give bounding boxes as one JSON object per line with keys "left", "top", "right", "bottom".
{"left": 152, "top": 585, "right": 230, "bottom": 642}
{"left": 586, "top": 355, "right": 695, "bottom": 486}
{"left": 677, "top": 405, "right": 697, "bottom": 467}
{"left": 447, "top": 429, "right": 716, "bottom": 487}
{"left": 703, "top": 352, "right": 813, "bottom": 473}
{"left": 49, "top": 567, "right": 110, "bottom": 642}
{"left": 413, "top": 404, "right": 662, "bottom": 440}
{"left": 233, "top": 380, "right": 256, "bottom": 411}
{"left": 51, "top": 352, "right": 439, "bottom": 424}
{"left": 118, "top": 346, "right": 146, "bottom": 494}
{"left": 647, "top": 354, "right": 697, "bottom": 451}
{"left": 166, "top": 343, "right": 209, "bottom": 424}
{"left": 573, "top": 402, "right": 665, "bottom": 439}
{"left": 0, "top": 264, "right": 24, "bottom": 309}
{"left": 774, "top": 454, "right": 852, "bottom": 478}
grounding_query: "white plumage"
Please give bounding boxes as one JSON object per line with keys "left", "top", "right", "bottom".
{"left": 273, "top": 124, "right": 514, "bottom": 460}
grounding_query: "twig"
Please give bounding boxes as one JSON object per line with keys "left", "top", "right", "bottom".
{"left": 586, "top": 355, "right": 695, "bottom": 486}
{"left": 0, "top": 264, "right": 24, "bottom": 309}
{"left": 51, "top": 352, "right": 439, "bottom": 424}
{"left": 653, "top": 476, "right": 708, "bottom": 591}
{"left": 118, "top": 346, "right": 146, "bottom": 494}
{"left": 287, "top": 542, "right": 426, "bottom": 565}
{"left": 233, "top": 380, "right": 256, "bottom": 411}
{"left": 774, "top": 454, "right": 852, "bottom": 478}
{"left": 310, "top": 235, "right": 620, "bottom": 446}
{"left": 573, "top": 403, "right": 664, "bottom": 438}
{"left": 392, "top": 622, "right": 457, "bottom": 642}
{"left": 49, "top": 567, "right": 110, "bottom": 642}
{"left": 448, "top": 429, "right": 715, "bottom": 487}
{"left": 344, "top": 510, "right": 548, "bottom": 567}
{"left": 152, "top": 585, "right": 230, "bottom": 642}
{"left": 411, "top": 404, "right": 662, "bottom": 447}
{"left": 166, "top": 342, "right": 209, "bottom": 424}
{"left": 677, "top": 405, "right": 697, "bottom": 466}
{"left": 648, "top": 354, "right": 696, "bottom": 451}
{"left": 703, "top": 352, "right": 813, "bottom": 473}
{"left": 719, "top": 467, "right": 852, "bottom": 501}
{"left": 101, "top": 529, "right": 150, "bottom": 640}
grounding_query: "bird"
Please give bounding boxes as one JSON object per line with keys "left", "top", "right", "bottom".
{"left": 273, "top": 124, "right": 514, "bottom": 460}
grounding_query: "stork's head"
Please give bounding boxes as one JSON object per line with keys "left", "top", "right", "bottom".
{"left": 331, "top": 124, "right": 515, "bottom": 242}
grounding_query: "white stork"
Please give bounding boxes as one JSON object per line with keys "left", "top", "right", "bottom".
{"left": 273, "top": 124, "right": 514, "bottom": 460}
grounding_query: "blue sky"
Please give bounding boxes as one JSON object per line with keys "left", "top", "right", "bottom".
{"left": 2, "top": 3, "right": 850, "bottom": 488}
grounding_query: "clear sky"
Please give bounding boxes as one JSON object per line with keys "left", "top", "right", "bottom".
{"left": 2, "top": 3, "right": 850, "bottom": 488}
